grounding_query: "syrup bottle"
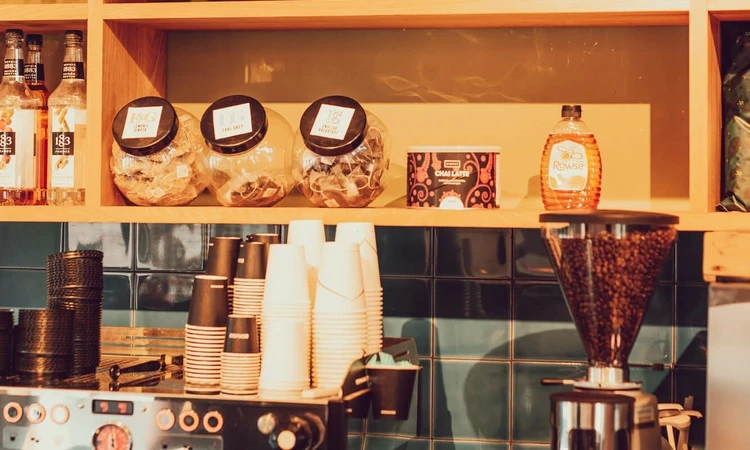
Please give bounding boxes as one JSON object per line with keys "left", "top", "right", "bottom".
{"left": 540, "top": 105, "right": 602, "bottom": 210}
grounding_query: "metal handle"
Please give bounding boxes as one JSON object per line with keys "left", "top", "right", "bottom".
{"left": 541, "top": 378, "right": 576, "bottom": 386}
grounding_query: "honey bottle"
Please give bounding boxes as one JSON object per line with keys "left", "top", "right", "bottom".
{"left": 540, "top": 105, "right": 602, "bottom": 210}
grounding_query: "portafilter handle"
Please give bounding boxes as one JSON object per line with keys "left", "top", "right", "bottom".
{"left": 541, "top": 378, "right": 577, "bottom": 386}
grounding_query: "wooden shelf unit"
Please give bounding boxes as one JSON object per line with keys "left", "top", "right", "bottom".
{"left": 0, "top": 0, "right": 745, "bottom": 229}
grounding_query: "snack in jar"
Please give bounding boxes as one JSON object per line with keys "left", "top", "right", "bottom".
{"left": 200, "top": 95, "right": 293, "bottom": 207}
{"left": 292, "top": 95, "right": 390, "bottom": 208}
{"left": 110, "top": 96, "right": 209, "bottom": 206}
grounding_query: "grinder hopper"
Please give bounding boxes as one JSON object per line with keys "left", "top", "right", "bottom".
{"left": 540, "top": 210, "right": 678, "bottom": 388}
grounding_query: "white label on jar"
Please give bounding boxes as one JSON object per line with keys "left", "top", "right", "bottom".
{"left": 212, "top": 103, "right": 252, "bottom": 140}
{"left": 121, "top": 106, "right": 163, "bottom": 139}
{"left": 309, "top": 104, "right": 355, "bottom": 141}
{"left": 176, "top": 164, "right": 189, "bottom": 179}
{"left": 50, "top": 107, "right": 78, "bottom": 188}
{"left": 319, "top": 156, "right": 336, "bottom": 165}
{"left": 548, "top": 140, "right": 588, "bottom": 191}
{"left": 0, "top": 109, "right": 35, "bottom": 189}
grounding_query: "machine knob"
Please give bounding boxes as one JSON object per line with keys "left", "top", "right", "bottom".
{"left": 257, "top": 413, "right": 277, "bottom": 435}
{"left": 26, "top": 403, "right": 46, "bottom": 424}
{"left": 203, "top": 411, "right": 223, "bottom": 433}
{"left": 50, "top": 405, "right": 69, "bottom": 424}
{"left": 269, "top": 415, "right": 323, "bottom": 450}
{"left": 155, "top": 408, "right": 176, "bottom": 431}
{"left": 3, "top": 402, "right": 22, "bottom": 423}
{"left": 178, "top": 410, "right": 200, "bottom": 432}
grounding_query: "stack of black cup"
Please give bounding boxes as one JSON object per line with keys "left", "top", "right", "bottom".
{"left": 14, "top": 309, "right": 74, "bottom": 380}
{"left": 46, "top": 250, "right": 104, "bottom": 375}
{"left": 0, "top": 310, "right": 13, "bottom": 376}
{"left": 205, "top": 237, "right": 241, "bottom": 314}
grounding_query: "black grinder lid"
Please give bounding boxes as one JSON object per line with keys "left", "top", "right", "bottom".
{"left": 200, "top": 95, "right": 269, "bottom": 155}
{"left": 112, "top": 96, "right": 179, "bottom": 157}
{"left": 539, "top": 210, "right": 679, "bottom": 226}
{"left": 300, "top": 95, "right": 367, "bottom": 157}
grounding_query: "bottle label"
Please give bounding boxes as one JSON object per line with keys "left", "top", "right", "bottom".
{"left": 62, "top": 62, "right": 84, "bottom": 80}
{"left": 50, "top": 108, "right": 81, "bottom": 188}
{"left": 0, "top": 109, "right": 35, "bottom": 188}
{"left": 309, "top": 104, "right": 355, "bottom": 141}
{"left": 24, "top": 63, "right": 44, "bottom": 83}
{"left": 548, "top": 139, "right": 589, "bottom": 191}
{"left": 121, "top": 106, "right": 163, "bottom": 139}
{"left": 212, "top": 102, "right": 251, "bottom": 139}
{"left": 3, "top": 59, "right": 23, "bottom": 77}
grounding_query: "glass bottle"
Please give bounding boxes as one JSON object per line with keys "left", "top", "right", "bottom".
{"left": 0, "top": 29, "right": 42, "bottom": 205}
{"left": 48, "top": 30, "right": 86, "bottom": 206}
{"left": 540, "top": 105, "right": 602, "bottom": 210}
{"left": 25, "top": 33, "right": 49, "bottom": 204}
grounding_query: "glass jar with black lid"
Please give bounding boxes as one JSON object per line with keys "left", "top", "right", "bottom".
{"left": 292, "top": 95, "right": 391, "bottom": 208}
{"left": 110, "top": 96, "right": 209, "bottom": 206}
{"left": 200, "top": 95, "right": 293, "bottom": 207}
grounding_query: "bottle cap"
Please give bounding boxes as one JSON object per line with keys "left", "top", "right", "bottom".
{"left": 200, "top": 95, "right": 268, "bottom": 155}
{"left": 300, "top": 95, "right": 367, "bottom": 157}
{"left": 112, "top": 96, "right": 179, "bottom": 157}
{"left": 5, "top": 29, "right": 23, "bottom": 46}
{"left": 561, "top": 104, "right": 582, "bottom": 119}
{"left": 26, "top": 34, "right": 42, "bottom": 47}
{"left": 64, "top": 30, "right": 83, "bottom": 45}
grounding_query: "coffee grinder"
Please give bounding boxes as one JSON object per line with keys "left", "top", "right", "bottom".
{"left": 539, "top": 210, "right": 678, "bottom": 450}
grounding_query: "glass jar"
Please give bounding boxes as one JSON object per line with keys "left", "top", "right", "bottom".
{"left": 292, "top": 95, "right": 391, "bottom": 208}
{"left": 110, "top": 97, "right": 209, "bottom": 206}
{"left": 200, "top": 95, "right": 293, "bottom": 207}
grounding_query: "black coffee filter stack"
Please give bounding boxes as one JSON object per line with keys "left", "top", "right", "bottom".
{"left": 0, "top": 310, "right": 13, "bottom": 375}
{"left": 14, "top": 309, "right": 74, "bottom": 380}
{"left": 46, "top": 250, "right": 104, "bottom": 375}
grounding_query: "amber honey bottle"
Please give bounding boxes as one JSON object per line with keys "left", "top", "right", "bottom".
{"left": 24, "top": 34, "right": 49, "bottom": 204}
{"left": 540, "top": 105, "right": 602, "bottom": 210}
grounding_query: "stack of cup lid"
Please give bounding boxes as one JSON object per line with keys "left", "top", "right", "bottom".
{"left": 233, "top": 242, "right": 267, "bottom": 346}
{"left": 14, "top": 309, "right": 74, "bottom": 380}
{"left": 0, "top": 310, "right": 12, "bottom": 376}
{"left": 184, "top": 274, "right": 229, "bottom": 394}
{"left": 335, "top": 222, "right": 383, "bottom": 354}
{"left": 312, "top": 242, "right": 368, "bottom": 389}
{"left": 221, "top": 315, "right": 261, "bottom": 396}
{"left": 259, "top": 317, "right": 310, "bottom": 399}
{"left": 46, "top": 250, "right": 104, "bottom": 375}
{"left": 287, "top": 220, "right": 325, "bottom": 307}
{"left": 204, "top": 237, "right": 241, "bottom": 314}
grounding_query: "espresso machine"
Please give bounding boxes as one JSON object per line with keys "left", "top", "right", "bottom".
{"left": 539, "top": 210, "right": 679, "bottom": 450}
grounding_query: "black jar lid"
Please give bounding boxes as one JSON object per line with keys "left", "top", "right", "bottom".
{"left": 539, "top": 210, "right": 679, "bottom": 225}
{"left": 200, "top": 95, "right": 269, "bottom": 155}
{"left": 112, "top": 96, "right": 179, "bottom": 157}
{"left": 300, "top": 95, "right": 367, "bottom": 157}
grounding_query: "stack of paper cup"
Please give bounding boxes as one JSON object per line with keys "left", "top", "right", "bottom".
{"left": 259, "top": 318, "right": 310, "bottom": 398}
{"left": 233, "top": 242, "right": 268, "bottom": 345}
{"left": 221, "top": 315, "right": 261, "bottom": 396}
{"left": 205, "top": 237, "right": 241, "bottom": 314}
{"left": 184, "top": 275, "right": 229, "bottom": 394}
{"left": 312, "top": 242, "right": 368, "bottom": 389}
{"left": 335, "top": 222, "right": 383, "bottom": 354}
{"left": 287, "top": 220, "right": 325, "bottom": 308}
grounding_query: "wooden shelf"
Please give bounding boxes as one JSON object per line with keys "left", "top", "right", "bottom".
{"left": 0, "top": 3, "right": 87, "bottom": 30}
{"left": 101, "top": 0, "right": 689, "bottom": 30}
{"left": 708, "top": 0, "right": 750, "bottom": 20}
{"left": 0, "top": 206, "right": 745, "bottom": 230}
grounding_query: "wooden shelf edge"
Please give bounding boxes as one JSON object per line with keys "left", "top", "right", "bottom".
{"left": 102, "top": 0, "right": 689, "bottom": 30}
{"left": 0, "top": 3, "right": 87, "bottom": 26}
{"left": 0, "top": 207, "right": 747, "bottom": 230}
{"left": 708, "top": 0, "right": 750, "bottom": 20}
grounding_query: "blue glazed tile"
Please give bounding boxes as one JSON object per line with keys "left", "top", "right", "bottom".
{"left": 676, "top": 232, "right": 704, "bottom": 283}
{"left": 66, "top": 223, "right": 133, "bottom": 270}
{"left": 136, "top": 224, "right": 205, "bottom": 271}
{"left": 384, "top": 317, "right": 431, "bottom": 360}
{"left": 135, "top": 273, "right": 194, "bottom": 312}
{"left": 348, "top": 435, "right": 363, "bottom": 450}
{"left": 513, "top": 283, "right": 585, "bottom": 361}
{"left": 376, "top": 227, "right": 432, "bottom": 277}
{"left": 676, "top": 285, "right": 708, "bottom": 366}
{"left": 512, "top": 445, "right": 548, "bottom": 450}
{"left": 364, "top": 437, "right": 430, "bottom": 450}
{"left": 433, "top": 360, "right": 510, "bottom": 440}
{"left": 512, "top": 362, "right": 586, "bottom": 442}
{"left": 324, "top": 225, "right": 336, "bottom": 242}
{"left": 133, "top": 311, "right": 187, "bottom": 328}
{"left": 0, "top": 222, "right": 61, "bottom": 268}
{"left": 382, "top": 277, "right": 432, "bottom": 357}
{"left": 435, "top": 228, "right": 511, "bottom": 279}
{"left": 349, "top": 419, "right": 364, "bottom": 434}
{"left": 211, "top": 223, "right": 278, "bottom": 238}
{"left": 103, "top": 310, "right": 131, "bottom": 327}
{"left": 434, "top": 279, "right": 510, "bottom": 359}
{"left": 513, "top": 228, "right": 554, "bottom": 280}
{"left": 368, "top": 359, "right": 431, "bottom": 437}
{"left": 630, "top": 367, "right": 672, "bottom": 404}
{"left": 103, "top": 273, "right": 133, "bottom": 310}
{"left": 630, "top": 285, "right": 674, "bottom": 365}
{"left": 0, "top": 269, "right": 46, "bottom": 308}
{"left": 435, "top": 442, "right": 509, "bottom": 450}
{"left": 660, "top": 242, "right": 676, "bottom": 283}
{"left": 674, "top": 368, "right": 706, "bottom": 448}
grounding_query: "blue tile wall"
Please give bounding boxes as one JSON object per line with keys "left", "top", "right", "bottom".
{"left": 0, "top": 223, "right": 709, "bottom": 449}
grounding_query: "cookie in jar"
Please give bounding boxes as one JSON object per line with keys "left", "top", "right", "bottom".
{"left": 110, "top": 97, "right": 209, "bottom": 206}
{"left": 292, "top": 95, "right": 391, "bottom": 208}
{"left": 200, "top": 95, "right": 293, "bottom": 207}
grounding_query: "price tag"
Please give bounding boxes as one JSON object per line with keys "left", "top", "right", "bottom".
{"left": 309, "top": 104, "right": 355, "bottom": 141}
{"left": 121, "top": 106, "right": 163, "bottom": 139}
{"left": 212, "top": 103, "right": 252, "bottom": 140}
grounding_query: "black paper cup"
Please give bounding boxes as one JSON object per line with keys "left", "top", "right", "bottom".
{"left": 187, "top": 275, "right": 229, "bottom": 327}
{"left": 368, "top": 365, "right": 421, "bottom": 420}
{"left": 205, "top": 237, "right": 242, "bottom": 282}
{"left": 223, "top": 315, "right": 259, "bottom": 353}
{"left": 237, "top": 242, "right": 268, "bottom": 280}
{"left": 247, "top": 233, "right": 280, "bottom": 245}
{"left": 234, "top": 242, "right": 246, "bottom": 280}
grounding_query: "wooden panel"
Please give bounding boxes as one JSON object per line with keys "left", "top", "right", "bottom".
{"left": 101, "top": 21, "right": 167, "bottom": 207}
{"left": 709, "top": 0, "right": 750, "bottom": 20}
{"left": 102, "top": 0, "right": 689, "bottom": 29}
{"left": 0, "top": 4, "right": 86, "bottom": 31}
{"left": 703, "top": 231, "right": 750, "bottom": 281}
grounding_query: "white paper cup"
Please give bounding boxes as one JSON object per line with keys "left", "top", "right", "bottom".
{"left": 287, "top": 220, "right": 325, "bottom": 269}
{"left": 335, "top": 222, "right": 381, "bottom": 291}
{"left": 263, "top": 244, "right": 310, "bottom": 307}
{"left": 316, "top": 242, "right": 364, "bottom": 303}
{"left": 260, "top": 318, "right": 310, "bottom": 388}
